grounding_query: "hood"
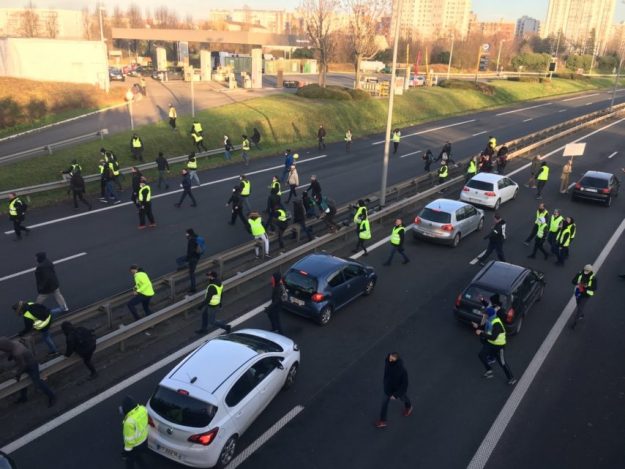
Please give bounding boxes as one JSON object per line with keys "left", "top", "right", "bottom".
{"left": 36, "top": 252, "right": 47, "bottom": 263}
{"left": 122, "top": 396, "right": 137, "bottom": 415}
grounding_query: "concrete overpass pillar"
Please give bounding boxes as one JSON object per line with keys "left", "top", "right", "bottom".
{"left": 251, "top": 48, "right": 263, "bottom": 89}
{"left": 200, "top": 49, "right": 212, "bottom": 81}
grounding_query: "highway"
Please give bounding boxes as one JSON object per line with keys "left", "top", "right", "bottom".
{"left": 2, "top": 89, "right": 625, "bottom": 468}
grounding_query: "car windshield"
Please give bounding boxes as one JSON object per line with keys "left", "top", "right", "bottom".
{"left": 466, "top": 180, "right": 494, "bottom": 191}
{"left": 580, "top": 176, "right": 608, "bottom": 188}
{"left": 150, "top": 386, "right": 217, "bottom": 428}
{"left": 218, "top": 333, "right": 284, "bottom": 353}
{"left": 420, "top": 207, "right": 451, "bottom": 223}
{"left": 462, "top": 285, "right": 509, "bottom": 308}
{"left": 285, "top": 270, "right": 318, "bottom": 294}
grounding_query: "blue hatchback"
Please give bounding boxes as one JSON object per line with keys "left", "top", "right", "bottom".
{"left": 282, "top": 253, "right": 377, "bottom": 325}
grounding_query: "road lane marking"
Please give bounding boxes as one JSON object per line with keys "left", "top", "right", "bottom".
{"left": 522, "top": 118, "right": 533, "bottom": 122}
{"left": 608, "top": 151, "right": 618, "bottom": 159}
{"left": 495, "top": 103, "right": 552, "bottom": 116}
{"left": 562, "top": 93, "right": 598, "bottom": 102}
{"left": 469, "top": 249, "right": 487, "bottom": 265}
{"left": 400, "top": 150, "right": 422, "bottom": 159}
{"left": 585, "top": 102, "right": 593, "bottom": 105}
{"left": 0, "top": 252, "right": 87, "bottom": 282}
{"left": 4, "top": 154, "right": 329, "bottom": 235}
{"left": 558, "top": 109, "right": 567, "bottom": 113}
{"left": 472, "top": 131, "right": 487, "bottom": 137}
{"left": 351, "top": 224, "right": 415, "bottom": 259}
{"left": 228, "top": 406, "right": 305, "bottom": 469}
{"left": 467, "top": 217, "right": 625, "bottom": 469}
{"left": 371, "top": 119, "right": 476, "bottom": 145}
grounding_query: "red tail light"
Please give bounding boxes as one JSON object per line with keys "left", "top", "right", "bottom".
{"left": 505, "top": 308, "right": 515, "bottom": 323}
{"left": 441, "top": 224, "right": 454, "bottom": 232}
{"left": 462, "top": 187, "right": 470, "bottom": 192}
{"left": 601, "top": 188, "right": 610, "bottom": 194}
{"left": 311, "top": 293, "right": 325, "bottom": 302}
{"left": 484, "top": 191, "right": 496, "bottom": 197}
{"left": 575, "top": 183, "right": 581, "bottom": 189}
{"left": 148, "top": 415, "right": 155, "bottom": 428}
{"left": 188, "top": 428, "right": 219, "bottom": 446}
{"left": 455, "top": 294, "right": 461, "bottom": 307}
{"left": 414, "top": 216, "right": 421, "bottom": 224}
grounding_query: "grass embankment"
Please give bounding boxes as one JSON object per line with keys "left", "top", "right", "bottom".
{"left": 0, "top": 77, "right": 125, "bottom": 138}
{"left": 2, "top": 77, "right": 621, "bottom": 211}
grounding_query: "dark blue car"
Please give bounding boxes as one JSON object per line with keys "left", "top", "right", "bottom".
{"left": 282, "top": 253, "right": 377, "bottom": 325}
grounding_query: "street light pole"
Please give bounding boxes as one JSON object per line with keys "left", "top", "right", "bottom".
{"left": 496, "top": 39, "right": 505, "bottom": 74}
{"left": 128, "top": 101, "right": 134, "bottom": 130}
{"left": 610, "top": 57, "right": 623, "bottom": 111}
{"left": 191, "top": 76, "right": 195, "bottom": 118}
{"left": 380, "top": 0, "right": 402, "bottom": 207}
{"left": 447, "top": 33, "right": 454, "bottom": 80}
{"left": 98, "top": 4, "right": 104, "bottom": 42}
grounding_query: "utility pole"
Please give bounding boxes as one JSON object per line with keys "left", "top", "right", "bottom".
{"left": 191, "top": 76, "right": 195, "bottom": 118}
{"left": 128, "top": 101, "right": 134, "bottom": 130}
{"left": 610, "top": 57, "right": 623, "bottom": 111}
{"left": 405, "top": 43, "right": 410, "bottom": 90}
{"left": 380, "top": 0, "right": 402, "bottom": 207}
{"left": 98, "top": 4, "right": 104, "bottom": 42}
{"left": 474, "top": 46, "right": 482, "bottom": 84}
{"left": 496, "top": 39, "right": 505, "bottom": 74}
{"left": 447, "top": 33, "right": 454, "bottom": 80}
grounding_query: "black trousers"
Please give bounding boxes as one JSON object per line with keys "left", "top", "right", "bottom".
{"left": 265, "top": 303, "right": 283, "bottom": 334}
{"left": 72, "top": 190, "right": 91, "bottom": 209}
{"left": 525, "top": 224, "right": 538, "bottom": 243}
{"left": 379, "top": 393, "right": 411, "bottom": 421}
{"left": 11, "top": 216, "right": 28, "bottom": 238}
{"left": 177, "top": 189, "right": 197, "bottom": 206}
{"left": 479, "top": 240, "right": 505, "bottom": 262}
{"left": 139, "top": 202, "right": 155, "bottom": 226}
{"left": 195, "top": 141, "right": 207, "bottom": 151}
{"left": 20, "top": 364, "right": 55, "bottom": 402}
{"left": 124, "top": 440, "right": 148, "bottom": 469}
{"left": 169, "top": 117, "right": 176, "bottom": 129}
{"left": 479, "top": 343, "right": 513, "bottom": 380}
{"left": 230, "top": 208, "right": 247, "bottom": 225}
{"left": 79, "top": 350, "right": 97, "bottom": 375}
{"left": 127, "top": 295, "right": 153, "bottom": 320}
{"left": 131, "top": 148, "right": 144, "bottom": 162}
{"left": 531, "top": 237, "right": 549, "bottom": 258}
{"left": 393, "top": 142, "right": 399, "bottom": 154}
{"left": 355, "top": 238, "right": 368, "bottom": 253}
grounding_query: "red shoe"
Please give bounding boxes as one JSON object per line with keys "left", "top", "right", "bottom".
{"left": 403, "top": 406, "right": 413, "bottom": 417}
{"left": 374, "top": 420, "right": 387, "bottom": 428}
{"left": 138, "top": 225, "right": 146, "bottom": 230}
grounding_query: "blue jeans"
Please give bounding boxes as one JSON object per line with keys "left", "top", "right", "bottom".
{"left": 280, "top": 167, "right": 289, "bottom": 183}
{"left": 40, "top": 328, "right": 58, "bottom": 353}
{"left": 177, "top": 256, "right": 200, "bottom": 291}
{"left": 20, "top": 364, "right": 55, "bottom": 402}
{"left": 105, "top": 181, "right": 118, "bottom": 201}
{"left": 224, "top": 150, "right": 231, "bottom": 160}
{"left": 127, "top": 294, "right": 153, "bottom": 320}
{"left": 385, "top": 245, "right": 409, "bottom": 265}
{"left": 200, "top": 305, "right": 229, "bottom": 332}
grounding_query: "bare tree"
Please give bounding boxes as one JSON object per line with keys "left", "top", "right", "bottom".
{"left": 344, "top": 0, "right": 387, "bottom": 87}
{"left": 301, "top": 0, "right": 339, "bottom": 87}
{"left": 45, "top": 11, "right": 58, "bottom": 38}
{"left": 20, "top": 1, "right": 40, "bottom": 38}
{"left": 127, "top": 4, "right": 144, "bottom": 28}
{"left": 154, "top": 6, "right": 180, "bottom": 29}
{"left": 82, "top": 7, "right": 92, "bottom": 39}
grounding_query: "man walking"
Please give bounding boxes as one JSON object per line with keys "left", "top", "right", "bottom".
{"left": 239, "top": 174, "right": 252, "bottom": 214}
{"left": 525, "top": 154, "right": 541, "bottom": 188}
{"left": 392, "top": 128, "right": 401, "bottom": 154}
{"left": 547, "top": 208, "right": 563, "bottom": 255}
{"left": 281, "top": 149, "right": 294, "bottom": 183}
{"left": 186, "top": 152, "right": 200, "bottom": 186}
{"left": 345, "top": 129, "right": 352, "bottom": 153}
{"left": 438, "top": 160, "right": 449, "bottom": 187}
{"left": 61, "top": 321, "right": 97, "bottom": 378}
{"left": 248, "top": 212, "right": 270, "bottom": 259}
{"left": 126, "top": 265, "right": 154, "bottom": 321}
{"left": 8, "top": 192, "right": 29, "bottom": 240}
{"left": 120, "top": 396, "right": 149, "bottom": 469}
{"left": 555, "top": 218, "right": 574, "bottom": 266}
{"left": 241, "top": 135, "right": 250, "bottom": 166}
{"left": 560, "top": 159, "right": 572, "bottom": 194}
{"left": 465, "top": 156, "right": 478, "bottom": 181}
{"left": 191, "top": 128, "right": 207, "bottom": 152}
{"left": 130, "top": 166, "right": 143, "bottom": 205}
{"left": 374, "top": 352, "right": 412, "bottom": 428}
{"left": 176, "top": 229, "right": 204, "bottom": 293}
{"left": 317, "top": 124, "right": 326, "bottom": 150}
{"left": 137, "top": 178, "right": 156, "bottom": 229}
{"left": 570, "top": 264, "right": 597, "bottom": 329}
{"left": 69, "top": 171, "right": 91, "bottom": 210}
{"left": 155, "top": 152, "right": 170, "bottom": 190}
{"left": 535, "top": 161, "right": 549, "bottom": 199}
{"left": 14, "top": 300, "right": 58, "bottom": 354}
{"left": 478, "top": 214, "right": 506, "bottom": 265}
{"left": 251, "top": 128, "right": 262, "bottom": 149}
{"left": 292, "top": 197, "right": 314, "bottom": 242}
{"left": 383, "top": 219, "right": 410, "bottom": 266}
{"left": 285, "top": 164, "right": 299, "bottom": 204}
{"left": 265, "top": 272, "right": 285, "bottom": 334}
{"left": 175, "top": 169, "right": 197, "bottom": 208}
{"left": 524, "top": 203, "right": 549, "bottom": 246}
{"left": 168, "top": 103, "right": 177, "bottom": 131}
{"left": 527, "top": 216, "right": 549, "bottom": 260}
{"left": 224, "top": 135, "right": 233, "bottom": 160}
{"left": 226, "top": 186, "right": 247, "bottom": 226}
{"left": 130, "top": 133, "right": 144, "bottom": 162}
{"left": 306, "top": 175, "right": 323, "bottom": 209}
{"left": 35, "top": 252, "right": 69, "bottom": 313}
{"left": 353, "top": 212, "right": 371, "bottom": 256}
{"left": 195, "top": 271, "right": 231, "bottom": 334}
{"left": 423, "top": 149, "right": 434, "bottom": 173}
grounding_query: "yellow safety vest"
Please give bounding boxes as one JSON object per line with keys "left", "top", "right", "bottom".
{"left": 192, "top": 133, "right": 203, "bottom": 143}
{"left": 123, "top": 405, "right": 148, "bottom": 451}
{"left": 536, "top": 221, "right": 548, "bottom": 239}
{"left": 193, "top": 122, "right": 203, "bottom": 133}
{"left": 467, "top": 160, "right": 477, "bottom": 174}
{"left": 534, "top": 209, "right": 548, "bottom": 225}
{"left": 8, "top": 198, "right": 21, "bottom": 217}
{"left": 439, "top": 165, "right": 449, "bottom": 178}
{"left": 70, "top": 163, "right": 82, "bottom": 173}
{"left": 241, "top": 180, "right": 250, "bottom": 196}
{"left": 187, "top": 159, "right": 198, "bottom": 170}
{"left": 359, "top": 219, "right": 371, "bottom": 240}
{"left": 271, "top": 180, "right": 282, "bottom": 196}
{"left": 242, "top": 139, "right": 250, "bottom": 151}
{"left": 549, "top": 215, "right": 563, "bottom": 233}
{"left": 168, "top": 107, "right": 176, "bottom": 119}
{"left": 537, "top": 166, "right": 549, "bottom": 181}
{"left": 249, "top": 218, "right": 265, "bottom": 236}
{"left": 108, "top": 162, "right": 120, "bottom": 176}
{"left": 390, "top": 225, "right": 404, "bottom": 246}
{"left": 23, "top": 303, "right": 51, "bottom": 330}
{"left": 345, "top": 131, "right": 352, "bottom": 142}
{"left": 487, "top": 317, "right": 506, "bottom": 346}
{"left": 353, "top": 206, "right": 367, "bottom": 224}
{"left": 205, "top": 283, "right": 223, "bottom": 306}
{"left": 569, "top": 222, "right": 576, "bottom": 240}
{"left": 277, "top": 209, "right": 287, "bottom": 222}
{"left": 132, "top": 137, "right": 142, "bottom": 148}
{"left": 556, "top": 225, "right": 572, "bottom": 247}
{"left": 576, "top": 272, "right": 595, "bottom": 296}
{"left": 134, "top": 271, "right": 154, "bottom": 297}
{"left": 99, "top": 163, "right": 106, "bottom": 174}
{"left": 392, "top": 131, "right": 401, "bottom": 143}
{"left": 138, "top": 185, "right": 151, "bottom": 203}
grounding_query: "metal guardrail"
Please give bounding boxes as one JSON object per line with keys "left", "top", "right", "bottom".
{"left": 1, "top": 104, "right": 623, "bottom": 400}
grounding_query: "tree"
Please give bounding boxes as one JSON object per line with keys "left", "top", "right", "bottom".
{"left": 301, "top": 0, "right": 339, "bottom": 87}
{"left": 82, "top": 7, "right": 92, "bottom": 40}
{"left": 45, "top": 11, "right": 58, "bottom": 38}
{"left": 20, "top": 1, "right": 40, "bottom": 38}
{"left": 344, "top": 0, "right": 387, "bottom": 88}
{"left": 154, "top": 6, "right": 179, "bottom": 29}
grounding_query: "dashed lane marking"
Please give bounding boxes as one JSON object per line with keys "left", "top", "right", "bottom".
{"left": 469, "top": 249, "right": 486, "bottom": 265}
{"left": 608, "top": 151, "right": 618, "bottom": 159}
{"left": 472, "top": 131, "right": 487, "bottom": 137}
{"left": 400, "top": 150, "right": 422, "bottom": 159}
{"left": 0, "top": 252, "right": 87, "bottom": 282}
{"left": 562, "top": 93, "right": 598, "bottom": 102}
{"left": 495, "top": 103, "right": 552, "bottom": 116}
{"left": 371, "top": 120, "right": 476, "bottom": 145}
{"left": 522, "top": 118, "right": 533, "bottom": 122}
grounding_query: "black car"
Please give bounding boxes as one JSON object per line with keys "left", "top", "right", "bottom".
{"left": 454, "top": 261, "right": 545, "bottom": 335}
{"left": 571, "top": 170, "right": 620, "bottom": 206}
{"left": 152, "top": 66, "right": 185, "bottom": 81}
{"left": 128, "top": 65, "right": 155, "bottom": 77}
{"left": 108, "top": 67, "right": 125, "bottom": 82}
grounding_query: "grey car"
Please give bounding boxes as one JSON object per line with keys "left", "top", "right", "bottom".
{"left": 412, "top": 198, "right": 484, "bottom": 247}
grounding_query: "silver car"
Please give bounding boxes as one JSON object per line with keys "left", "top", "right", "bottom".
{"left": 412, "top": 198, "right": 484, "bottom": 247}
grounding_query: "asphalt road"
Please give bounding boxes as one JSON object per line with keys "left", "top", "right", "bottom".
{"left": 6, "top": 113, "right": 625, "bottom": 468}
{"left": 1, "top": 88, "right": 625, "bottom": 337}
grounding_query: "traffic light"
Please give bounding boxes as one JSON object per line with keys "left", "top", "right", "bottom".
{"left": 479, "top": 55, "right": 490, "bottom": 72}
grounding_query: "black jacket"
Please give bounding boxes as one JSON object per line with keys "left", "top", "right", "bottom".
{"left": 228, "top": 192, "right": 242, "bottom": 210}
{"left": 70, "top": 173, "right": 85, "bottom": 193}
{"left": 267, "top": 192, "right": 282, "bottom": 212}
{"left": 0, "top": 338, "right": 37, "bottom": 376}
{"left": 307, "top": 180, "right": 322, "bottom": 198}
{"left": 186, "top": 236, "right": 200, "bottom": 261}
{"left": 155, "top": 155, "right": 170, "bottom": 171}
{"left": 292, "top": 200, "right": 306, "bottom": 223}
{"left": 252, "top": 129, "right": 261, "bottom": 144}
{"left": 63, "top": 323, "right": 96, "bottom": 357}
{"left": 131, "top": 172, "right": 142, "bottom": 193}
{"left": 19, "top": 303, "right": 52, "bottom": 335}
{"left": 487, "top": 219, "right": 506, "bottom": 243}
{"left": 181, "top": 173, "right": 192, "bottom": 190}
{"left": 270, "top": 272, "right": 284, "bottom": 306}
{"left": 35, "top": 253, "right": 60, "bottom": 294}
{"left": 317, "top": 127, "right": 326, "bottom": 139}
{"left": 383, "top": 355, "right": 408, "bottom": 397}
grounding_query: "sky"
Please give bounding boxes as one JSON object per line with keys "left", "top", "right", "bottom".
{"left": 3, "top": 0, "right": 625, "bottom": 24}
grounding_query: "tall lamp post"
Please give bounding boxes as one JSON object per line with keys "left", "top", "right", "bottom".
{"left": 379, "top": 0, "right": 402, "bottom": 207}
{"left": 446, "top": 32, "right": 455, "bottom": 80}
{"left": 610, "top": 56, "right": 624, "bottom": 111}
{"left": 495, "top": 39, "right": 506, "bottom": 74}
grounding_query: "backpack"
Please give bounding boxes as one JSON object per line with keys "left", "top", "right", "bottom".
{"left": 195, "top": 235, "right": 206, "bottom": 255}
{"left": 74, "top": 327, "right": 96, "bottom": 353}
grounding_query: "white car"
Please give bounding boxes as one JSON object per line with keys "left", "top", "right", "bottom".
{"left": 460, "top": 173, "right": 519, "bottom": 210}
{"left": 147, "top": 329, "right": 300, "bottom": 468}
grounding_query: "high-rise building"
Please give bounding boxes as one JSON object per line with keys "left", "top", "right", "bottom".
{"left": 395, "top": 0, "right": 472, "bottom": 41}
{"left": 0, "top": 8, "right": 83, "bottom": 39}
{"left": 474, "top": 20, "right": 516, "bottom": 41}
{"left": 542, "top": 0, "right": 616, "bottom": 54}
{"left": 516, "top": 16, "right": 540, "bottom": 39}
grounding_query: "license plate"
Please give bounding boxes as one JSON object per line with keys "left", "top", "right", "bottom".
{"left": 156, "top": 444, "right": 182, "bottom": 460}
{"left": 583, "top": 188, "right": 597, "bottom": 193}
{"left": 420, "top": 231, "right": 433, "bottom": 237}
{"left": 290, "top": 296, "right": 305, "bottom": 306}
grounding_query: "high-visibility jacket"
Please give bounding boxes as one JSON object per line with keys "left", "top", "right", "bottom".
{"left": 345, "top": 131, "right": 352, "bottom": 142}
{"left": 392, "top": 131, "right": 401, "bottom": 143}
{"left": 439, "top": 165, "right": 449, "bottom": 179}
{"left": 390, "top": 225, "right": 404, "bottom": 246}
{"left": 467, "top": 160, "right": 477, "bottom": 175}
{"left": 549, "top": 215, "right": 563, "bottom": 233}
{"left": 241, "top": 180, "right": 251, "bottom": 196}
{"left": 242, "top": 139, "right": 250, "bottom": 151}
{"left": 138, "top": 185, "right": 151, "bottom": 203}
{"left": 556, "top": 225, "right": 573, "bottom": 247}
{"left": 70, "top": 163, "right": 82, "bottom": 174}
{"left": 536, "top": 221, "right": 548, "bottom": 239}
{"left": 488, "top": 137, "right": 497, "bottom": 148}
{"left": 537, "top": 166, "right": 549, "bottom": 181}
{"left": 134, "top": 271, "right": 154, "bottom": 297}
{"left": 486, "top": 317, "right": 506, "bottom": 346}
{"left": 192, "top": 122, "right": 203, "bottom": 134}
{"left": 108, "top": 161, "right": 120, "bottom": 176}
{"left": 23, "top": 302, "right": 51, "bottom": 330}
{"left": 168, "top": 107, "right": 177, "bottom": 119}
{"left": 249, "top": 218, "right": 265, "bottom": 236}
{"left": 187, "top": 159, "right": 198, "bottom": 170}
{"left": 8, "top": 197, "right": 23, "bottom": 217}
{"left": 534, "top": 209, "right": 548, "bottom": 225}
{"left": 359, "top": 219, "right": 371, "bottom": 240}
{"left": 271, "top": 180, "right": 281, "bottom": 196}
{"left": 98, "top": 163, "right": 106, "bottom": 175}
{"left": 277, "top": 209, "right": 287, "bottom": 222}
{"left": 131, "top": 137, "right": 142, "bottom": 149}
{"left": 192, "top": 132, "right": 203, "bottom": 143}
{"left": 569, "top": 222, "right": 576, "bottom": 240}
{"left": 123, "top": 405, "right": 148, "bottom": 451}
{"left": 353, "top": 206, "right": 367, "bottom": 224}
{"left": 205, "top": 283, "right": 223, "bottom": 306}
{"left": 575, "top": 272, "right": 595, "bottom": 296}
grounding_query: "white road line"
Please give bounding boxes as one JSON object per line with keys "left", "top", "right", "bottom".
{"left": 608, "top": 151, "right": 618, "bottom": 159}
{"left": 522, "top": 118, "right": 533, "bottom": 123}
{"left": 585, "top": 102, "right": 593, "bottom": 105}
{"left": 351, "top": 224, "right": 415, "bottom": 260}
{"left": 228, "top": 406, "right": 305, "bottom": 469}
{"left": 3, "top": 154, "right": 328, "bottom": 235}
{"left": 568, "top": 182, "right": 576, "bottom": 190}
{"left": 469, "top": 249, "right": 486, "bottom": 265}
{"left": 472, "top": 131, "right": 487, "bottom": 137}
{"left": 495, "top": 103, "right": 552, "bottom": 117}
{"left": 562, "top": 93, "right": 598, "bottom": 102}
{"left": 372, "top": 119, "right": 476, "bottom": 145}
{"left": 0, "top": 252, "right": 87, "bottom": 282}
{"left": 400, "top": 150, "right": 422, "bottom": 159}
{"left": 558, "top": 109, "right": 567, "bottom": 113}
{"left": 467, "top": 217, "right": 625, "bottom": 469}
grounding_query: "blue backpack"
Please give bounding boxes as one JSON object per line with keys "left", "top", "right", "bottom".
{"left": 196, "top": 235, "right": 206, "bottom": 255}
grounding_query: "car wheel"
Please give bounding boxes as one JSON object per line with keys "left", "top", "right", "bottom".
{"left": 513, "top": 315, "right": 524, "bottom": 335}
{"left": 318, "top": 306, "right": 332, "bottom": 326}
{"left": 512, "top": 188, "right": 518, "bottom": 200}
{"left": 451, "top": 233, "right": 461, "bottom": 248}
{"left": 216, "top": 435, "right": 237, "bottom": 469}
{"left": 477, "top": 217, "right": 484, "bottom": 231}
{"left": 283, "top": 362, "right": 298, "bottom": 389}
{"left": 493, "top": 198, "right": 501, "bottom": 210}
{"left": 363, "top": 279, "right": 376, "bottom": 296}
{"left": 605, "top": 196, "right": 612, "bottom": 207}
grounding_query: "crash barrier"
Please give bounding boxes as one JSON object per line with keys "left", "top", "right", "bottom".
{"left": 0, "top": 130, "right": 109, "bottom": 166}
{"left": 1, "top": 104, "right": 624, "bottom": 400}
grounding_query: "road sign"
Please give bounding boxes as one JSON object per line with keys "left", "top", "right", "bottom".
{"left": 482, "top": 43, "right": 490, "bottom": 52}
{"left": 563, "top": 143, "right": 586, "bottom": 157}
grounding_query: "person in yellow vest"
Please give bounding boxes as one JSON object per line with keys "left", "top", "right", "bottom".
{"left": 13, "top": 300, "right": 58, "bottom": 354}
{"left": 270, "top": 175, "right": 282, "bottom": 196}
{"left": 392, "top": 129, "right": 401, "bottom": 154}
{"left": 438, "top": 160, "right": 449, "bottom": 189}
{"left": 120, "top": 395, "right": 149, "bottom": 468}
{"left": 527, "top": 216, "right": 549, "bottom": 260}
{"left": 8, "top": 192, "right": 29, "bottom": 240}
{"left": 168, "top": 103, "right": 177, "bottom": 131}
{"left": 555, "top": 218, "right": 574, "bottom": 266}
{"left": 383, "top": 218, "right": 410, "bottom": 266}
{"left": 241, "top": 135, "right": 250, "bottom": 166}
{"left": 523, "top": 202, "right": 549, "bottom": 245}
{"left": 535, "top": 161, "right": 549, "bottom": 199}
{"left": 137, "top": 178, "right": 156, "bottom": 229}
{"left": 571, "top": 264, "right": 597, "bottom": 329}
{"left": 239, "top": 174, "right": 252, "bottom": 214}
{"left": 488, "top": 135, "right": 497, "bottom": 149}
{"left": 473, "top": 294, "right": 516, "bottom": 385}
{"left": 273, "top": 206, "right": 289, "bottom": 251}
{"left": 247, "top": 212, "right": 270, "bottom": 259}
{"left": 195, "top": 271, "right": 231, "bottom": 334}
{"left": 546, "top": 208, "right": 563, "bottom": 255}
{"left": 465, "top": 156, "right": 478, "bottom": 182}
{"left": 191, "top": 129, "right": 207, "bottom": 152}
{"left": 98, "top": 159, "right": 108, "bottom": 200}
{"left": 352, "top": 199, "right": 368, "bottom": 244}
{"left": 130, "top": 133, "right": 144, "bottom": 162}
{"left": 186, "top": 152, "right": 200, "bottom": 186}
{"left": 345, "top": 129, "right": 352, "bottom": 153}
{"left": 127, "top": 265, "right": 154, "bottom": 321}
{"left": 354, "top": 212, "right": 371, "bottom": 256}
{"left": 192, "top": 119, "right": 203, "bottom": 136}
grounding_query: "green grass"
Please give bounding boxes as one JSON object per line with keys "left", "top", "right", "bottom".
{"left": 0, "top": 107, "right": 101, "bottom": 139}
{"left": 3, "top": 77, "right": 623, "bottom": 212}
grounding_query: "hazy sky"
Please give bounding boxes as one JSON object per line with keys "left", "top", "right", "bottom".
{"left": 4, "top": 0, "right": 625, "bottom": 23}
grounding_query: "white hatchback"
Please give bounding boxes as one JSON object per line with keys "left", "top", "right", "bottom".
{"left": 460, "top": 173, "right": 519, "bottom": 210}
{"left": 147, "top": 329, "right": 300, "bottom": 468}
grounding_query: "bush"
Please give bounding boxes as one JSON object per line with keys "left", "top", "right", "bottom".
{"left": 506, "top": 76, "right": 542, "bottom": 83}
{"left": 511, "top": 52, "right": 551, "bottom": 72}
{"left": 296, "top": 84, "right": 352, "bottom": 100}
{"left": 25, "top": 98, "right": 48, "bottom": 121}
{"left": 438, "top": 79, "right": 495, "bottom": 95}
{"left": 347, "top": 88, "right": 371, "bottom": 100}
{"left": 552, "top": 73, "right": 591, "bottom": 81}
{"left": 0, "top": 97, "right": 21, "bottom": 128}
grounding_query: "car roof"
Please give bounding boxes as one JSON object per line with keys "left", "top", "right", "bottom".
{"left": 290, "top": 253, "right": 351, "bottom": 277}
{"left": 469, "top": 173, "right": 506, "bottom": 183}
{"left": 424, "top": 198, "right": 468, "bottom": 212}
{"left": 471, "top": 261, "right": 528, "bottom": 292}
{"left": 582, "top": 170, "right": 612, "bottom": 180}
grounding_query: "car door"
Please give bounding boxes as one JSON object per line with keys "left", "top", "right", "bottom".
{"left": 464, "top": 205, "right": 479, "bottom": 233}
{"left": 502, "top": 178, "right": 516, "bottom": 202}
{"left": 455, "top": 207, "right": 468, "bottom": 233}
{"left": 512, "top": 274, "right": 533, "bottom": 318}
{"left": 340, "top": 264, "right": 367, "bottom": 306}
{"left": 326, "top": 269, "right": 349, "bottom": 307}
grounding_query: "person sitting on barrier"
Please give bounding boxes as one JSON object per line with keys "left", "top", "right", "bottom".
{"left": 61, "top": 321, "right": 97, "bottom": 379}
{"left": 247, "top": 212, "right": 270, "bottom": 259}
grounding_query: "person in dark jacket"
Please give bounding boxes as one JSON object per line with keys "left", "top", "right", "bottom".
{"left": 35, "top": 252, "right": 69, "bottom": 313}
{"left": 13, "top": 300, "right": 58, "bottom": 354}
{"left": 496, "top": 145, "right": 509, "bottom": 173}
{"left": 69, "top": 172, "right": 91, "bottom": 210}
{"left": 265, "top": 187, "right": 282, "bottom": 232}
{"left": 375, "top": 352, "right": 412, "bottom": 428}
{"left": 176, "top": 229, "right": 202, "bottom": 293}
{"left": 174, "top": 169, "right": 197, "bottom": 208}
{"left": 317, "top": 124, "right": 326, "bottom": 150}
{"left": 423, "top": 149, "right": 434, "bottom": 172}
{"left": 292, "top": 197, "right": 314, "bottom": 241}
{"left": 61, "top": 321, "right": 97, "bottom": 378}
{"left": 265, "top": 272, "right": 284, "bottom": 334}
{"left": 570, "top": 264, "right": 597, "bottom": 329}
{"left": 306, "top": 175, "right": 323, "bottom": 208}
{"left": 226, "top": 186, "right": 247, "bottom": 226}
{"left": 251, "top": 127, "right": 262, "bottom": 149}
{"left": 0, "top": 337, "right": 56, "bottom": 406}
{"left": 195, "top": 271, "right": 230, "bottom": 334}
{"left": 320, "top": 197, "right": 340, "bottom": 232}
{"left": 477, "top": 214, "right": 506, "bottom": 265}
{"left": 302, "top": 191, "right": 316, "bottom": 218}
{"left": 130, "top": 167, "right": 143, "bottom": 204}
{"left": 155, "top": 152, "right": 170, "bottom": 190}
